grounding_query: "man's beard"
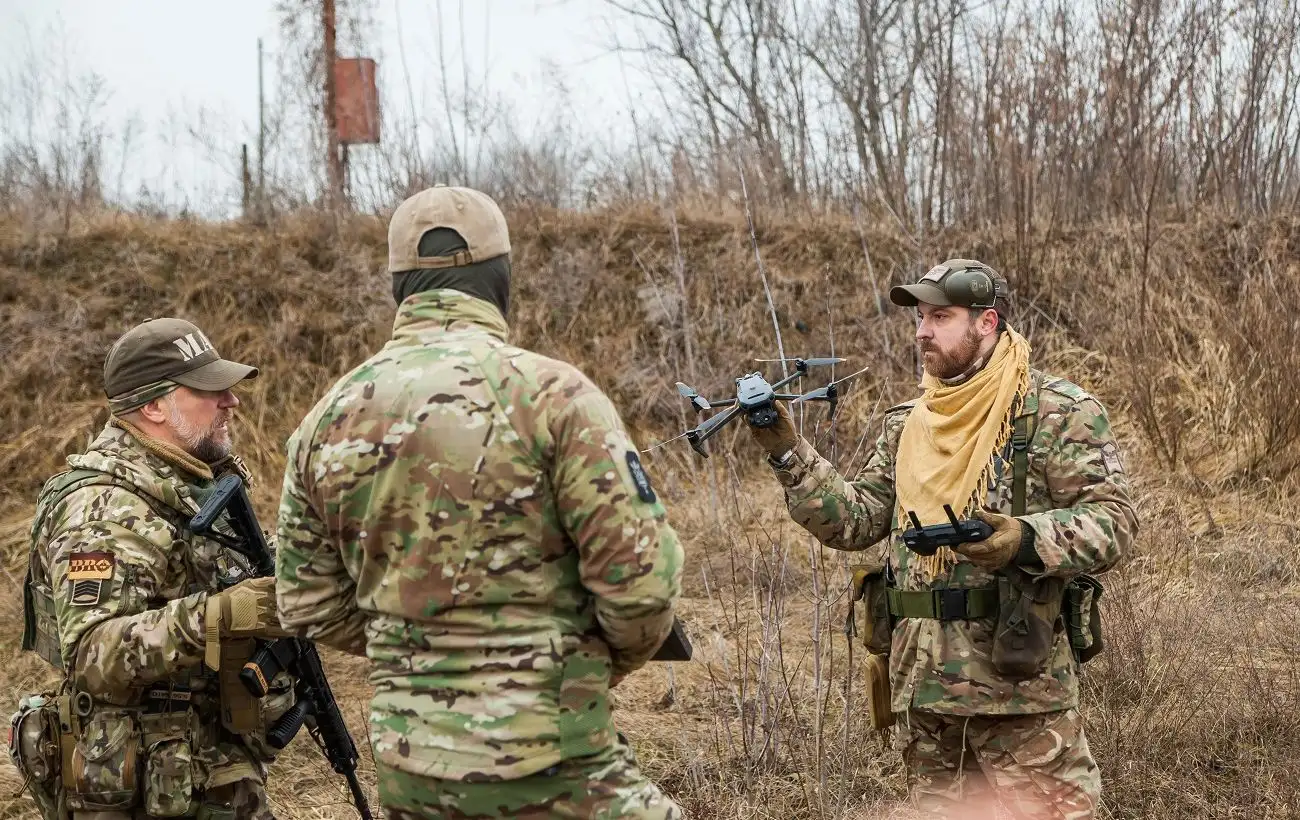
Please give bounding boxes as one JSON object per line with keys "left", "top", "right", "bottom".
{"left": 920, "top": 325, "right": 983, "bottom": 380}
{"left": 163, "top": 400, "right": 233, "bottom": 463}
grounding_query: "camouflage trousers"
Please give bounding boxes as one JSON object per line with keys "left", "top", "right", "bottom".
{"left": 70, "top": 779, "right": 274, "bottom": 820}
{"left": 893, "top": 708, "right": 1100, "bottom": 819}
{"left": 376, "top": 737, "right": 682, "bottom": 819}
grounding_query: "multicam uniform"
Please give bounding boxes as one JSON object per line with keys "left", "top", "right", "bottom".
{"left": 17, "top": 421, "right": 293, "bottom": 819}
{"left": 275, "top": 289, "right": 684, "bottom": 819}
{"left": 772, "top": 370, "right": 1137, "bottom": 817}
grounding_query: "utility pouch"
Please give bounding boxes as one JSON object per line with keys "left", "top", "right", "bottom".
{"left": 219, "top": 638, "right": 261, "bottom": 736}
{"left": 991, "top": 569, "right": 1066, "bottom": 680}
{"left": 66, "top": 707, "right": 140, "bottom": 811}
{"left": 8, "top": 693, "right": 66, "bottom": 819}
{"left": 863, "top": 652, "right": 895, "bottom": 730}
{"left": 846, "top": 562, "right": 893, "bottom": 656}
{"left": 1064, "top": 575, "right": 1105, "bottom": 664}
{"left": 140, "top": 711, "right": 195, "bottom": 817}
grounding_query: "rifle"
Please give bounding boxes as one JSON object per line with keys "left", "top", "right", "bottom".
{"left": 191, "top": 473, "right": 372, "bottom": 820}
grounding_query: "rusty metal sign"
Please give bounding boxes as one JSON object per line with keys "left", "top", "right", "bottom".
{"left": 334, "top": 57, "right": 380, "bottom": 144}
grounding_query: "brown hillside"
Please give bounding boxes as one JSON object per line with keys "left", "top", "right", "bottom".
{"left": 2, "top": 206, "right": 1298, "bottom": 818}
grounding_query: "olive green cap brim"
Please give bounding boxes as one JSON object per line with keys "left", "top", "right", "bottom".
{"left": 170, "top": 359, "right": 258, "bottom": 391}
{"left": 889, "top": 282, "right": 953, "bottom": 307}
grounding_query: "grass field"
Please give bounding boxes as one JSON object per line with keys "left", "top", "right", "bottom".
{"left": 2, "top": 205, "right": 1298, "bottom": 818}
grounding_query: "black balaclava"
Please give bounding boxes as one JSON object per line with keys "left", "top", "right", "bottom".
{"left": 392, "top": 227, "right": 511, "bottom": 319}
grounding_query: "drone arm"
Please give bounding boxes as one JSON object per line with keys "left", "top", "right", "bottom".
{"left": 695, "top": 403, "right": 744, "bottom": 442}
{"left": 769, "top": 371, "right": 805, "bottom": 393}
{"left": 705, "top": 398, "right": 738, "bottom": 409}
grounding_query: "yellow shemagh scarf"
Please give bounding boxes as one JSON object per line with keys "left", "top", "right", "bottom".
{"left": 895, "top": 328, "right": 1031, "bottom": 576}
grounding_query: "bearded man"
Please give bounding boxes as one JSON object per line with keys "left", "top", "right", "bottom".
{"left": 16, "top": 318, "right": 294, "bottom": 819}
{"left": 749, "top": 260, "right": 1138, "bottom": 819}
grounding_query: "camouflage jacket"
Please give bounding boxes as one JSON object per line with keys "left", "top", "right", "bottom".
{"left": 25, "top": 421, "right": 292, "bottom": 790}
{"left": 772, "top": 369, "right": 1137, "bottom": 715}
{"left": 275, "top": 289, "right": 684, "bottom": 782}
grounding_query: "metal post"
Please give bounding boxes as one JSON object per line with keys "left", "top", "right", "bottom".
{"left": 323, "top": 0, "right": 343, "bottom": 209}
{"left": 241, "top": 144, "right": 251, "bottom": 217}
{"left": 257, "top": 37, "right": 265, "bottom": 210}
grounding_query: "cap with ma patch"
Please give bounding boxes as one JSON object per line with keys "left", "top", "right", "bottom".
{"left": 103, "top": 318, "right": 258, "bottom": 399}
{"left": 387, "top": 185, "right": 511, "bottom": 273}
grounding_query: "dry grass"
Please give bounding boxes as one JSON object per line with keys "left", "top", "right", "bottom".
{"left": 2, "top": 204, "right": 1299, "bottom": 819}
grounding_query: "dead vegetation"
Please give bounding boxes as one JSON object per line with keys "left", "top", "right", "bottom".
{"left": 2, "top": 203, "right": 1299, "bottom": 819}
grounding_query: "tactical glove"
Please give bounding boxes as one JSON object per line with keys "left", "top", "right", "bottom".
{"left": 749, "top": 401, "right": 798, "bottom": 461}
{"left": 956, "top": 510, "right": 1024, "bottom": 570}
{"left": 204, "top": 576, "right": 291, "bottom": 670}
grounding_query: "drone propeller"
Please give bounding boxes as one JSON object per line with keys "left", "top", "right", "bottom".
{"left": 675, "top": 381, "right": 711, "bottom": 413}
{"left": 754, "top": 356, "right": 846, "bottom": 368}
{"left": 790, "top": 366, "right": 871, "bottom": 416}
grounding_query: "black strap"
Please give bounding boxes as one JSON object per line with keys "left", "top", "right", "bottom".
{"left": 1011, "top": 385, "right": 1040, "bottom": 517}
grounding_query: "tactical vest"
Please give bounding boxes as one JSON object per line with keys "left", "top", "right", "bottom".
{"left": 848, "top": 378, "right": 1106, "bottom": 665}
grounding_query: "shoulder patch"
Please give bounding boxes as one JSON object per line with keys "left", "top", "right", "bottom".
{"left": 1101, "top": 442, "right": 1124, "bottom": 474}
{"left": 70, "top": 579, "right": 106, "bottom": 607}
{"left": 624, "top": 451, "right": 657, "bottom": 503}
{"left": 68, "top": 551, "right": 115, "bottom": 581}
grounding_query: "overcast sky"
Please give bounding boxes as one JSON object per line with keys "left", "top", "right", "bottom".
{"left": 0, "top": 0, "right": 655, "bottom": 213}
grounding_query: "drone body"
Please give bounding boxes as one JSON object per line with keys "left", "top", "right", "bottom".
{"left": 669, "top": 358, "right": 868, "bottom": 457}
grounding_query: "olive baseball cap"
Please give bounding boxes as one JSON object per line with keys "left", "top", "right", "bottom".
{"left": 104, "top": 318, "right": 258, "bottom": 399}
{"left": 387, "top": 185, "right": 511, "bottom": 273}
{"left": 889, "top": 259, "right": 1010, "bottom": 311}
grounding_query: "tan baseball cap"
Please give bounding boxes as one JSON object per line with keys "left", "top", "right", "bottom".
{"left": 104, "top": 318, "right": 258, "bottom": 398}
{"left": 890, "top": 259, "right": 1010, "bottom": 311}
{"left": 387, "top": 185, "right": 511, "bottom": 273}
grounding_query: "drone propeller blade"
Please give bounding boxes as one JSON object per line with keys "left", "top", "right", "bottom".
{"left": 828, "top": 365, "right": 870, "bottom": 388}
{"left": 754, "top": 356, "right": 846, "bottom": 368}
{"left": 641, "top": 430, "right": 694, "bottom": 453}
{"left": 790, "top": 386, "right": 829, "bottom": 404}
{"left": 676, "top": 381, "right": 712, "bottom": 413}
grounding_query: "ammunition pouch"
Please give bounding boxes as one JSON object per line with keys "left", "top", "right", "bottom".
{"left": 10, "top": 685, "right": 221, "bottom": 819}
{"left": 991, "top": 569, "right": 1066, "bottom": 680}
{"left": 140, "top": 711, "right": 196, "bottom": 817}
{"left": 219, "top": 639, "right": 261, "bottom": 736}
{"left": 8, "top": 694, "right": 66, "bottom": 819}
{"left": 65, "top": 705, "right": 141, "bottom": 812}
{"left": 1064, "top": 575, "right": 1105, "bottom": 664}
{"left": 846, "top": 562, "right": 893, "bottom": 655}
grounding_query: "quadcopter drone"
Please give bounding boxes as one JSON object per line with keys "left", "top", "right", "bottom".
{"left": 669, "top": 357, "right": 868, "bottom": 457}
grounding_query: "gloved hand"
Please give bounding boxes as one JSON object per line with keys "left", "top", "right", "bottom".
{"left": 204, "top": 577, "right": 291, "bottom": 670}
{"left": 954, "top": 510, "right": 1023, "bottom": 571}
{"left": 748, "top": 401, "right": 798, "bottom": 460}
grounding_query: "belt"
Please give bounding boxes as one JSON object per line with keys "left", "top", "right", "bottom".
{"left": 886, "top": 587, "right": 998, "bottom": 620}
{"left": 142, "top": 684, "right": 196, "bottom": 714}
